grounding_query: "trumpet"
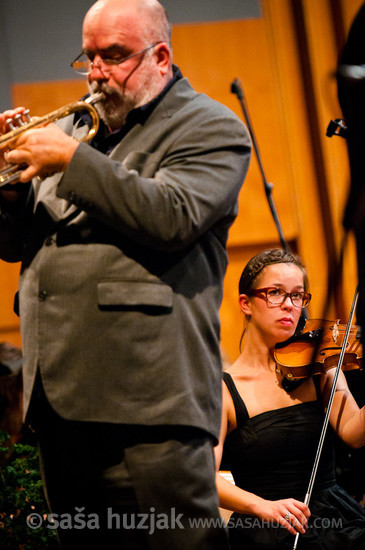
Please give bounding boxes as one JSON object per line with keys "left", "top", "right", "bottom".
{"left": 0, "top": 92, "right": 103, "bottom": 186}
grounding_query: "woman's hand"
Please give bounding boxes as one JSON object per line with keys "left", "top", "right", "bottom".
{"left": 216, "top": 470, "right": 310, "bottom": 536}
{"left": 252, "top": 497, "right": 310, "bottom": 535}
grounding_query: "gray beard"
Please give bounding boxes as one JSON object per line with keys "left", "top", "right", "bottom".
{"left": 88, "top": 60, "right": 165, "bottom": 131}
{"left": 89, "top": 84, "right": 136, "bottom": 130}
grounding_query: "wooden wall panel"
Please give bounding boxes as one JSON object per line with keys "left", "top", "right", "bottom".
{"left": 340, "top": 0, "right": 365, "bottom": 32}
{"left": 296, "top": 0, "right": 359, "bottom": 319}
{"left": 172, "top": 18, "right": 299, "bottom": 246}
{"left": 0, "top": 260, "right": 21, "bottom": 348}
{"left": 172, "top": 14, "right": 306, "bottom": 362}
{"left": 11, "top": 80, "right": 89, "bottom": 116}
{"left": 261, "top": 0, "right": 330, "bottom": 317}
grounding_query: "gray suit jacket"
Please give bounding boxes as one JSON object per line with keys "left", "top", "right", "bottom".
{"left": 0, "top": 75, "right": 251, "bottom": 441}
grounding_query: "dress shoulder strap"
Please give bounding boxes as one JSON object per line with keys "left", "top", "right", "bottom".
{"left": 223, "top": 372, "right": 250, "bottom": 426}
{"left": 313, "top": 375, "right": 323, "bottom": 402}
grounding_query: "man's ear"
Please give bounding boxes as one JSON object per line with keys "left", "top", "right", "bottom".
{"left": 239, "top": 294, "right": 251, "bottom": 316}
{"left": 155, "top": 42, "right": 170, "bottom": 76}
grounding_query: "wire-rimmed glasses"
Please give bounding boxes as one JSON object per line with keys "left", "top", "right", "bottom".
{"left": 71, "top": 41, "right": 163, "bottom": 75}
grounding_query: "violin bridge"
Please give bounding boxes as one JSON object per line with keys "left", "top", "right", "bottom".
{"left": 332, "top": 320, "right": 340, "bottom": 344}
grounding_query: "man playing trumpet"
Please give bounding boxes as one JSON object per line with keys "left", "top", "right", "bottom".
{"left": 0, "top": 0, "right": 251, "bottom": 548}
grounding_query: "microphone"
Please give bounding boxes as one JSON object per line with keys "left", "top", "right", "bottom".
{"left": 338, "top": 64, "right": 365, "bottom": 80}
{"left": 230, "top": 78, "right": 244, "bottom": 100}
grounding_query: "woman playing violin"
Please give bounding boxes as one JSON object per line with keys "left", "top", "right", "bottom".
{"left": 215, "top": 248, "right": 365, "bottom": 549}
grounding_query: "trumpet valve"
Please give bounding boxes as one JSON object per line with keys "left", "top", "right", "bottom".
{"left": 18, "top": 109, "right": 31, "bottom": 125}
{"left": 6, "top": 118, "right": 15, "bottom": 131}
{"left": 14, "top": 114, "right": 24, "bottom": 126}
{"left": 5, "top": 109, "right": 32, "bottom": 132}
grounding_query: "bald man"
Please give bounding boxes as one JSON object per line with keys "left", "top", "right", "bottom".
{"left": 0, "top": 1, "right": 251, "bottom": 548}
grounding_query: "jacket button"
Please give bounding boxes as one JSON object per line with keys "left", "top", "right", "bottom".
{"left": 38, "top": 290, "right": 48, "bottom": 301}
{"left": 45, "top": 237, "right": 54, "bottom": 246}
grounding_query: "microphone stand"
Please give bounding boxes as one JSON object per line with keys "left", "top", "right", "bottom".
{"left": 231, "top": 78, "right": 291, "bottom": 253}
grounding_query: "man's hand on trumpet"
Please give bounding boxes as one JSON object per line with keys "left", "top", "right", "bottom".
{"left": 0, "top": 106, "right": 28, "bottom": 169}
{"left": 0, "top": 106, "right": 31, "bottom": 201}
{"left": 3, "top": 123, "right": 79, "bottom": 183}
{"left": 0, "top": 106, "right": 28, "bottom": 132}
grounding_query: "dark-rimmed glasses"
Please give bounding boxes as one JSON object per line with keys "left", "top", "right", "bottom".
{"left": 70, "top": 41, "right": 163, "bottom": 75}
{"left": 248, "top": 287, "right": 311, "bottom": 308}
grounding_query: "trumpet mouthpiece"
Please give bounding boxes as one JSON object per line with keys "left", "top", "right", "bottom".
{"left": 85, "top": 92, "right": 104, "bottom": 105}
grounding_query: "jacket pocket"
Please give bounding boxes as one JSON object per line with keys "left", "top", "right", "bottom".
{"left": 97, "top": 279, "right": 173, "bottom": 309}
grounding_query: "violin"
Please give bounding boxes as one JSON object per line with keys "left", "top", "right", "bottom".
{"left": 274, "top": 318, "right": 363, "bottom": 381}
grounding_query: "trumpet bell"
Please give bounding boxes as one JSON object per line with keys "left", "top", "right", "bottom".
{"left": 0, "top": 92, "right": 103, "bottom": 186}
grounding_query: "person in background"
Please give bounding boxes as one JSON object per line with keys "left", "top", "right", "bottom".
{"left": 215, "top": 248, "right": 365, "bottom": 549}
{"left": 0, "top": 0, "right": 251, "bottom": 548}
{"left": 337, "top": 1, "right": 365, "bottom": 508}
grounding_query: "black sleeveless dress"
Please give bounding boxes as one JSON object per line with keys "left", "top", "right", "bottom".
{"left": 222, "top": 372, "right": 365, "bottom": 549}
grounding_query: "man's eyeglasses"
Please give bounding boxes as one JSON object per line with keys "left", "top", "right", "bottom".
{"left": 70, "top": 42, "right": 163, "bottom": 75}
{"left": 248, "top": 287, "right": 311, "bottom": 308}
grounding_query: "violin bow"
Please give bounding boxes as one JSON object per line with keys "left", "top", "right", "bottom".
{"left": 292, "top": 285, "right": 359, "bottom": 550}
{"left": 231, "top": 78, "right": 291, "bottom": 253}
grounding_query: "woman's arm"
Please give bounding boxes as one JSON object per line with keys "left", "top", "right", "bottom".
{"left": 215, "top": 382, "right": 310, "bottom": 535}
{"left": 321, "top": 369, "right": 365, "bottom": 448}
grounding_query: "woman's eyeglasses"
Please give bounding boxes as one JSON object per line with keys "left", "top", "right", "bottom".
{"left": 248, "top": 287, "right": 311, "bottom": 308}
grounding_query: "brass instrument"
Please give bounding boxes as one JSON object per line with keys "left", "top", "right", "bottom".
{"left": 0, "top": 92, "right": 103, "bottom": 186}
